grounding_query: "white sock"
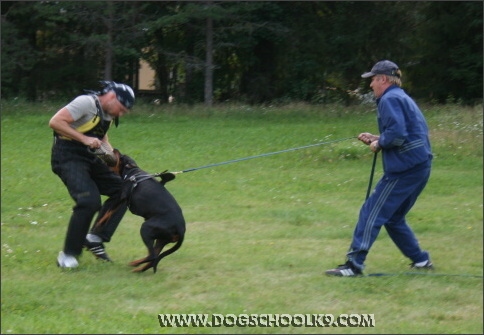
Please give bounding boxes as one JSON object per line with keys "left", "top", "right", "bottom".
{"left": 86, "top": 233, "right": 102, "bottom": 243}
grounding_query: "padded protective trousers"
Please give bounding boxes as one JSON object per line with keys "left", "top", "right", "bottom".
{"left": 347, "top": 160, "right": 431, "bottom": 270}
{"left": 51, "top": 138, "right": 127, "bottom": 256}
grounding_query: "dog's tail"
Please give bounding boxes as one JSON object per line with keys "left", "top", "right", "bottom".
{"left": 152, "top": 234, "right": 184, "bottom": 273}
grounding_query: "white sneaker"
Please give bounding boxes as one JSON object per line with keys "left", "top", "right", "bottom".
{"left": 410, "top": 260, "right": 434, "bottom": 270}
{"left": 57, "top": 251, "right": 79, "bottom": 268}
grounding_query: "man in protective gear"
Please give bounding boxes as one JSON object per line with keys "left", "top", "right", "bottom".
{"left": 50, "top": 81, "right": 135, "bottom": 268}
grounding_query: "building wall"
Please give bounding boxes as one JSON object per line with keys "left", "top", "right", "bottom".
{"left": 138, "top": 59, "right": 156, "bottom": 91}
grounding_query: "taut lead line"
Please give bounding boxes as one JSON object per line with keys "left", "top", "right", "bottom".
{"left": 171, "top": 136, "right": 357, "bottom": 174}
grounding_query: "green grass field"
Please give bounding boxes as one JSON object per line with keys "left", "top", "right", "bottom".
{"left": 1, "top": 100, "right": 482, "bottom": 334}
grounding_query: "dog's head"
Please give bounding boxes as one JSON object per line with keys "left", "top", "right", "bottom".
{"left": 111, "top": 149, "right": 138, "bottom": 176}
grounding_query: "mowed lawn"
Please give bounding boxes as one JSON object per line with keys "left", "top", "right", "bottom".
{"left": 1, "top": 100, "right": 482, "bottom": 334}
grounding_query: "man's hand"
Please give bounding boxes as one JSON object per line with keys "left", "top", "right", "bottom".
{"left": 88, "top": 142, "right": 118, "bottom": 166}
{"left": 370, "top": 140, "right": 382, "bottom": 153}
{"left": 83, "top": 136, "right": 103, "bottom": 149}
{"left": 358, "top": 132, "right": 380, "bottom": 145}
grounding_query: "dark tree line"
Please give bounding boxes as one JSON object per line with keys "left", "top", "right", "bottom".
{"left": 1, "top": 1, "right": 482, "bottom": 105}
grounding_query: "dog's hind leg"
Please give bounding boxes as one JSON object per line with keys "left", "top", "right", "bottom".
{"left": 130, "top": 218, "right": 173, "bottom": 272}
{"left": 130, "top": 242, "right": 168, "bottom": 272}
{"left": 152, "top": 234, "right": 184, "bottom": 273}
{"left": 128, "top": 219, "right": 157, "bottom": 268}
{"left": 128, "top": 256, "right": 150, "bottom": 267}
{"left": 131, "top": 239, "right": 169, "bottom": 272}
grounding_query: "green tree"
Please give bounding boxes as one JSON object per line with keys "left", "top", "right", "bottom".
{"left": 1, "top": 2, "right": 39, "bottom": 99}
{"left": 1, "top": 1, "right": 143, "bottom": 100}
{"left": 410, "top": 1, "right": 483, "bottom": 103}
{"left": 1, "top": 1, "right": 482, "bottom": 104}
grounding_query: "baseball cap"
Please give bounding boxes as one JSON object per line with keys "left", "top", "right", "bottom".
{"left": 100, "top": 81, "right": 135, "bottom": 109}
{"left": 361, "top": 60, "right": 400, "bottom": 78}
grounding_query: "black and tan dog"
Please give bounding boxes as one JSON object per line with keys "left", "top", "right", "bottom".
{"left": 97, "top": 149, "right": 186, "bottom": 273}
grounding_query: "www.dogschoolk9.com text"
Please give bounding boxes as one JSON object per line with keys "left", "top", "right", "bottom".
{"left": 158, "top": 313, "right": 375, "bottom": 328}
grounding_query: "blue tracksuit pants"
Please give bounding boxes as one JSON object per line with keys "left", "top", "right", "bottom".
{"left": 347, "top": 160, "right": 431, "bottom": 270}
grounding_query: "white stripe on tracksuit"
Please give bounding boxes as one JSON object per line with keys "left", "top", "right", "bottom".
{"left": 361, "top": 178, "right": 398, "bottom": 251}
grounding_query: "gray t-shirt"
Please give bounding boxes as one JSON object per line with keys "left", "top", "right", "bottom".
{"left": 64, "top": 95, "right": 113, "bottom": 129}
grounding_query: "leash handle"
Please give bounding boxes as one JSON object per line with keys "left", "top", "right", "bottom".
{"left": 365, "top": 152, "right": 378, "bottom": 200}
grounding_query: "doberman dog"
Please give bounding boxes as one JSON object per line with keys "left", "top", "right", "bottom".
{"left": 98, "top": 149, "right": 186, "bottom": 273}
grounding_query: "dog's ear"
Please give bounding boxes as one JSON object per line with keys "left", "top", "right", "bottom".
{"left": 123, "top": 155, "right": 138, "bottom": 169}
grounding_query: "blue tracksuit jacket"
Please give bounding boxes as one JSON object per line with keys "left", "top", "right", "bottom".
{"left": 377, "top": 85, "right": 432, "bottom": 175}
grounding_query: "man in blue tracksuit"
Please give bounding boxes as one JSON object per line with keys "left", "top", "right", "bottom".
{"left": 326, "top": 60, "right": 434, "bottom": 277}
